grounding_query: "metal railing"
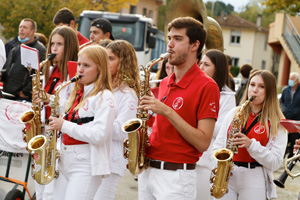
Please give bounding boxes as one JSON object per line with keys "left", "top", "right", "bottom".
{"left": 282, "top": 14, "right": 300, "bottom": 67}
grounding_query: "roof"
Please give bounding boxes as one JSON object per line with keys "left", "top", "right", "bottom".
{"left": 216, "top": 15, "right": 268, "bottom": 33}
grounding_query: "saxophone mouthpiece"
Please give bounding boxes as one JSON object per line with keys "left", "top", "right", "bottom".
{"left": 48, "top": 54, "right": 56, "bottom": 61}
{"left": 71, "top": 75, "right": 82, "bottom": 82}
{"left": 249, "top": 96, "right": 255, "bottom": 101}
{"left": 160, "top": 53, "right": 171, "bottom": 59}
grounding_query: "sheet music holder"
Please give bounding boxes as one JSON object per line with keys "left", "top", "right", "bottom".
{"left": 280, "top": 119, "right": 300, "bottom": 133}
{"left": 21, "top": 44, "right": 40, "bottom": 70}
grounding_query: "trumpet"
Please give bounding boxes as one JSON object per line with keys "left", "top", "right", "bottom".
{"left": 274, "top": 149, "right": 300, "bottom": 188}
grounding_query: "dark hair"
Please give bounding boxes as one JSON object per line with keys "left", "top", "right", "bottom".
{"left": 53, "top": 7, "right": 75, "bottom": 25}
{"left": 226, "top": 55, "right": 232, "bottom": 66}
{"left": 168, "top": 17, "right": 206, "bottom": 57}
{"left": 240, "top": 64, "right": 253, "bottom": 78}
{"left": 22, "top": 18, "right": 37, "bottom": 31}
{"left": 158, "top": 59, "right": 169, "bottom": 80}
{"left": 35, "top": 33, "right": 47, "bottom": 46}
{"left": 204, "top": 49, "right": 229, "bottom": 91}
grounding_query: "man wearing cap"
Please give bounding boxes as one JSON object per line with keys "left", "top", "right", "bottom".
{"left": 90, "top": 18, "right": 115, "bottom": 44}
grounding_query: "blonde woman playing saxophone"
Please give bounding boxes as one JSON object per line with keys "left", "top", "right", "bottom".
{"left": 212, "top": 70, "right": 287, "bottom": 200}
{"left": 48, "top": 45, "right": 117, "bottom": 200}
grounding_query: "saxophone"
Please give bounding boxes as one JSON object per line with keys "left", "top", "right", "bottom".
{"left": 210, "top": 96, "right": 255, "bottom": 199}
{"left": 122, "top": 53, "right": 170, "bottom": 176}
{"left": 27, "top": 75, "right": 81, "bottom": 185}
{"left": 19, "top": 54, "right": 56, "bottom": 143}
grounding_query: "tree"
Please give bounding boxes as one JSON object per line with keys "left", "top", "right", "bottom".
{"left": 239, "top": 0, "right": 275, "bottom": 28}
{"left": 205, "top": 1, "right": 234, "bottom": 17}
{"left": 263, "top": 0, "right": 300, "bottom": 16}
{"left": 0, "top": 0, "right": 138, "bottom": 40}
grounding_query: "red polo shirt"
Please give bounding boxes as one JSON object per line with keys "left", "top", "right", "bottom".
{"left": 77, "top": 32, "right": 89, "bottom": 46}
{"left": 233, "top": 112, "right": 269, "bottom": 163}
{"left": 146, "top": 63, "right": 220, "bottom": 163}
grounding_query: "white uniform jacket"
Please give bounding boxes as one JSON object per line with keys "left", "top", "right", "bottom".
{"left": 197, "top": 85, "right": 236, "bottom": 169}
{"left": 60, "top": 83, "right": 117, "bottom": 176}
{"left": 212, "top": 107, "right": 287, "bottom": 200}
{"left": 111, "top": 85, "right": 138, "bottom": 176}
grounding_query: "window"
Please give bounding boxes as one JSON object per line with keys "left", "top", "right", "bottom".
{"left": 230, "top": 30, "right": 241, "bottom": 44}
{"left": 130, "top": 5, "right": 137, "bottom": 14}
{"left": 231, "top": 57, "right": 239, "bottom": 66}
{"left": 143, "top": 8, "right": 147, "bottom": 16}
{"left": 261, "top": 60, "right": 266, "bottom": 69}
{"left": 148, "top": 10, "right": 153, "bottom": 19}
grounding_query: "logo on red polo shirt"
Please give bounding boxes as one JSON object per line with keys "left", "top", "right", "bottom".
{"left": 172, "top": 97, "right": 183, "bottom": 110}
{"left": 209, "top": 102, "right": 217, "bottom": 113}
{"left": 254, "top": 125, "right": 265, "bottom": 134}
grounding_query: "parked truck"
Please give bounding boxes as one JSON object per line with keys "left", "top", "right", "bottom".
{"left": 77, "top": 10, "right": 166, "bottom": 67}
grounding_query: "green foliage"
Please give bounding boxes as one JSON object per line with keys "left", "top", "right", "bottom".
{"left": 205, "top": 1, "right": 234, "bottom": 17}
{"left": 239, "top": 0, "right": 275, "bottom": 28}
{"left": 230, "top": 66, "right": 240, "bottom": 77}
{"left": 263, "top": 0, "right": 300, "bottom": 16}
{"left": 0, "top": 0, "right": 138, "bottom": 40}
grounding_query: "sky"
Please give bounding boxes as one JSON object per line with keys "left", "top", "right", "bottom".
{"left": 203, "top": 0, "right": 251, "bottom": 12}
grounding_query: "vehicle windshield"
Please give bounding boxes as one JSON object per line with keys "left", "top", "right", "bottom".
{"left": 78, "top": 17, "right": 145, "bottom": 51}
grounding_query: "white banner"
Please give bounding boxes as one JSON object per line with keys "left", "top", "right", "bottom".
{"left": 0, "top": 98, "right": 31, "bottom": 153}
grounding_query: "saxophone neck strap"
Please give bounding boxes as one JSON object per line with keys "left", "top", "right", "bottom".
{"left": 241, "top": 110, "right": 261, "bottom": 135}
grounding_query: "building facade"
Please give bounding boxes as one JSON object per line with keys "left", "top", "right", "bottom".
{"left": 216, "top": 15, "right": 273, "bottom": 72}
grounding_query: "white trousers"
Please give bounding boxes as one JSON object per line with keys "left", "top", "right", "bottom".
{"left": 35, "top": 180, "right": 55, "bottom": 200}
{"left": 196, "top": 165, "right": 213, "bottom": 200}
{"left": 93, "top": 173, "right": 121, "bottom": 200}
{"left": 138, "top": 167, "right": 197, "bottom": 200}
{"left": 54, "top": 144, "right": 102, "bottom": 200}
{"left": 215, "top": 165, "right": 266, "bottom": 200}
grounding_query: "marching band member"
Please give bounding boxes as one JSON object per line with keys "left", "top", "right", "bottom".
{"left": 48, "top": 45, "right": 117, "bottom": 200}
{"left": 212, "top": 70, "right": 287, "bottom": 200}
{"left": 32, "top": 25, "right": 79, "bottom": 200}
{"left": 197, "top": 49, "right": 236, "bottom": 199}
{"left": 94, "top": 40, "right": 140, "bottom": 199}
{"left": 138, "top": 17, "right": 220, "bottom": 199}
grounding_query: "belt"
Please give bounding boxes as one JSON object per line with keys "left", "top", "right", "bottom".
{"left": 234, "top": 161, "right": 262, "bottom": 169}
{"left": 148, "top": 159, "right": 196, "bottom": 171}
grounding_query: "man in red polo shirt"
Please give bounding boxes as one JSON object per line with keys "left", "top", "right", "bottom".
{"left": 138, "top": 17, "right": 220, "bottom": 199}
{"left": 53, "top": 7, "right": 89, "bottom": 46}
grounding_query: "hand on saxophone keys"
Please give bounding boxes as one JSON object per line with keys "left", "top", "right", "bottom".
{"left": 47, "top": 115, "right": 64, "bottom": 130}
{"left": 232, "top": 133, "right": 252, "bottom": 148}
{"left": 138, "top": 94, "right": 170, "bottom": 117}
{"left": 32, "top": 90, "right": 50, "bottom": 103}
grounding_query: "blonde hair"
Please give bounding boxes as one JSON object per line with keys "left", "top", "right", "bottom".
{"left": 44, "top": 26, "right": 79, "bottom": 84}
{"left": 65, "top": 45, "right": 112, "bottom": 112}
{"left": 239, "top": 70, "right": 285, "bottom": 137}
{"left": 106, "top": 40, "right": 140, "bottom": 97}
